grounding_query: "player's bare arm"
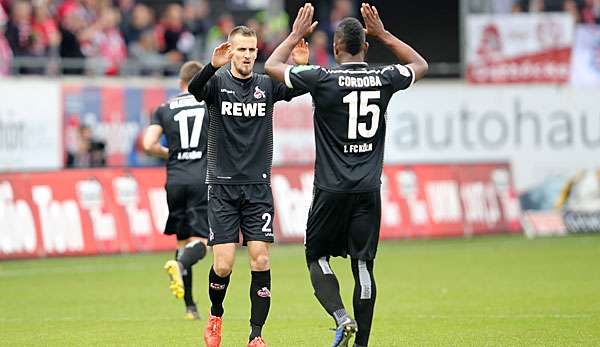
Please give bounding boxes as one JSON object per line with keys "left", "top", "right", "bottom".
{"left": 361, "top": 3, "right": 428, "bottom": 81}
{"left": 265, "top": 3, "right": 318, "bottom": 82}
{"left": 142, "top": 124, "right": 168, "bottom": 159}
{"left": 188, "top": 42, "right": 231, "bottom": 98}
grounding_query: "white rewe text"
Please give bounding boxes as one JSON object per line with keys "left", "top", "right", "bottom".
{"left": 221, "top": 101, "right": 266, "bottom": 117}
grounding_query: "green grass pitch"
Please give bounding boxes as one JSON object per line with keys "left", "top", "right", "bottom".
{"left": 1, "top": 234, "right": 599, "bottom": 346}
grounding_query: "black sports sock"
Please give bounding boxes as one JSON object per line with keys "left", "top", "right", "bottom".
{"left": 249, "top": 270, "right": 271, "bottom": 341}
{"left": 308, "top": 257, "right": 349, "bottom": 326}
{"left": 183, "top": 264, "right": 194, "bottom": 307}
{"left": 175, "top": 249, "right": 195, "bottom": 307}
{"left": 179, "top": 240, "right": 207, "bottom": 269}
{"left": 208, "top": 266, "right": 230, "bottom": 317}
{"left": 351, "top": 259, "right": 376, "bottom": 347}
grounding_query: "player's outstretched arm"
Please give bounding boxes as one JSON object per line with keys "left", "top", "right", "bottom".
{"left": 188, "top": 42, "right": 232, "bottom": 99}
{"left": 265, "top": 3, "right": 317, "bottom": 83}
{"left": 361, "top": 3, "right": 428, "bottom": 81}
{"left": 142, "top": 125, "right": 168, "bottom": 159}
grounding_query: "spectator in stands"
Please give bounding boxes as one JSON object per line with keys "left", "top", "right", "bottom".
{"left": 59, "top": 4, "right": 86, "bottom": 74}
{"left": 122, "top": 3, "right": 153, "bottom": 46}
{"left": 80, "top": 6, "right": 127, "bottom": 75}
{"left": 0, "top": 5, "right": 11, "bottom": 75}
{"left": 129, "top": 28, "right": 167, "bottom": 76}
{"left": 32, "top": 1, "right": 60, "bottom": 73}
{"left": 116, "top": 0, "right": 134, "bottom": 33}
{"left": 581, "top": 0, "right": 600, "bottom": 23}
{"left": 204, "top": 12, "right": 233, "bottom": 61}
{"left": 5, "top": 0, "right": 36, "bottom": 72}
{"left": 513, "top": 0, "right": 585, "bottom": 21}
{"left": 184, "top": 0, "right": 211, "bottom": 61}
{"left": 156, "top": 3, "right": 194, "bottom": 74}
{"left": 326, "top": 0, "right": 353, "bottom": 52}
{"left": 309, "top": 30, "right": 332, "bottom": 66}
{"left": 66, "top": 124, "right": 106, "bottom": 168}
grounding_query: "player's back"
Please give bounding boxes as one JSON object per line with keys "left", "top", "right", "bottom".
{"left": 152, "top": 92, "right": 209, "bottom": 184}
{"left": 286, "top": 62, "right": 414, "bottom": 192}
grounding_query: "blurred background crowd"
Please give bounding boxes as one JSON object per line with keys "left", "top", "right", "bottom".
{"left": 1, "top": 0, "right": 599, "bottom": 76}
{"left": 0, "top": 0, "right": 356, "bottom": 75}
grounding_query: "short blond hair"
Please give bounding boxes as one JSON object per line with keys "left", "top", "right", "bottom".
{"left": 179, "top": 61, "right": 204, "bottom": 85}
{"left": 228, "top": 25, "right": 257, "bottom": 42}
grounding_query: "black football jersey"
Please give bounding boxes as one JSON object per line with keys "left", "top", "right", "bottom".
{"left": 151, "top": 92, "right": 209, "bottom": 184}
{"left": 285, "top": 62, "right": 415, "bottom": 192}
{"left": 190, "top": 69, "right": 303, "bottom": 185}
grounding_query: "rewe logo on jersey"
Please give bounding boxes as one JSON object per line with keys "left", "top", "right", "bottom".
{"left": 254, "top": 86, "right": 266, "bottom": 99}
{"left": 221, "top": 101, "right": 266, "bottom": 117}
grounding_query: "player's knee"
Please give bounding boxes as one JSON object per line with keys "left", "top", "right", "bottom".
{"left": 250, "top": 254, "right": 270, "bottom": 271}
{"left": 213, "top": 260, "right": 233, "bottom": 277}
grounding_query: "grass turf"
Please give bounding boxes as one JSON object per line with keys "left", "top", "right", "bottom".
{"left": 1, "top": 234, "right": 599, "bottom": 346}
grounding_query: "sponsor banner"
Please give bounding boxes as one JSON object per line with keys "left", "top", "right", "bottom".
{"left": 521, "top": 211, "right": 567, "bottom": 238}
{"left": 0, "top": 168, "right": 173, "bottom": 259}
{"left": 384, "top": 84, "right": 600, "bottom": 192}
{"left": 466, "top": 13, "right": 574, "bottom": 83}
{"left": 570, "top": 25, "right": 600, "bottom": 87}
{"left": 562, "top": 210, "right": 600, "bottom": 234}
{"left": 1, "top": 163, "right": 520, "bottom": 258}
{"left": 62, "top": 84, "right": 179, "bottom": 167}
{"left": 0, "top": 81, "right": 62, "bottom": 171}
{"left": 271, "top": 163, "right": 521, "bottom": 243}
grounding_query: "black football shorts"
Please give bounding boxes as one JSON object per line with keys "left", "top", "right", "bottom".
{"left": 164, "top": 183, "right": 209, "bottom": 240}
{"left": 207, "top": 184, "right": 275, "bottom": 246}
{"left": 305, "top": 187, "right": 381, "bottom": 261}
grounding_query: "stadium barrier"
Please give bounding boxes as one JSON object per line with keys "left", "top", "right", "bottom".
{"left": 0, "top": 163, "right": 521, "bottom": 259}
{"left": 3, "top": 78, "right": 600, "bottom": 195}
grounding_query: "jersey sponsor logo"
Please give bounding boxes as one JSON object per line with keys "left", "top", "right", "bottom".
{"left": 254, "top": 86, "right": 266, "bottom": 99}
{"left": 291, "top": 64, "right": 320, "bottom": 74}
{"left": 257, "top": 287, "right": 271, "bottom": 298}
{"left": 220, "top": 88, "right": 235, "bottom": 94}
{"left": 221, "top": 101, "right": 266, "bottom": 117}
{"left": 395, "top": 64, "right": 411, "bottom": 77}
{"left": 338, "top": 75, "right": 382, "bottom": 88}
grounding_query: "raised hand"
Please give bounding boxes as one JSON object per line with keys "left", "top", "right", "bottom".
{"left": 361, "top": 3, "right": 386, "bottom": 39}
{"left": 292, "top": 38, "right": 310, "bottom": 65}
{"left": 292, "top": 3, "right": 318, "bottom": 38}
{"left": 211, "top": 42, "right": 232, "bottom": 68}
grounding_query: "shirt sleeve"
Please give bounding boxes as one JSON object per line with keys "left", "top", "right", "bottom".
{"left": 150, "top": 105, "right": 165, "bottom": 127}
{"left": 272, "top": 79, "right": 308, "bottom": 102}
{"left": 188, "top": 63, "right": 219, "bottom": 103}
{"left": 284, "top": 64, "right": 326, "bottom": 94}
{"left": 382, "top": 64, "right": 416, "bottom": 93}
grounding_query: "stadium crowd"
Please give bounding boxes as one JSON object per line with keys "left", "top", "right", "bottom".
{"left": 1, "top": 0, "right": 599, "bottom": 76}
{"left": 0, "top": 0, "right": 358, "bottom": 76}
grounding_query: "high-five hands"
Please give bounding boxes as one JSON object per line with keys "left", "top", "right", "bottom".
{"left": 292, "top": 3, "right": 318, "bottom": 39}
{"left": 211, "top": 42, "right": 232, "bottom": 68}
{"left": 361, "top": 3, "right": 386, "bottom": 39}
{"left": 292, "top": 38, "right": 310, "bottom": 65}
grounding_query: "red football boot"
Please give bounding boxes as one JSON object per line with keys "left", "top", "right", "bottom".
{"left": 204, "top": 314, "right": 222, "bottom": 347}
{"left": 247, "top": 336, "right": 267, "bottom": 347}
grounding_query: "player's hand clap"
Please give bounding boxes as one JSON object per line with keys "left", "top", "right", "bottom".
{"left": 292, "top": 38, "right": 310, "bottom": 65}
{"left": 211, "top": 42, "right": 232, "bottom": 68}
{"left": 361, "top": 3, "right": 386, "bottom": 39}
{"left": 291, "top": 3, "right": 318, "bottom": 40}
